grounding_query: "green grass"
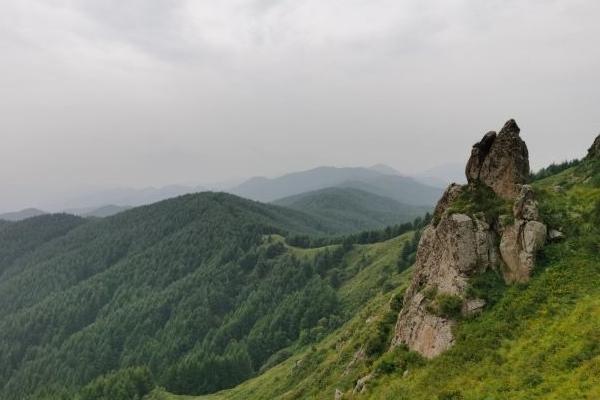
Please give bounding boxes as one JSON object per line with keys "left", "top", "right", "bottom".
{"left": 156, "top": 159, "right": 600, "bottom": 400}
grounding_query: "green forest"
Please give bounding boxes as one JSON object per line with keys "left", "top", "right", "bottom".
{"left": 0, "top": 192, "right": 423, "bottom": 400}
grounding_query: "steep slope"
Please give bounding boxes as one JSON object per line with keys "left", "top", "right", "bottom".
{"left": 0, "top": 208, "right": 47, "bottom": 221}
{"left": 158, "top": 132, "right": 600, "bottom": 400}
{"left": 273, "top": 187, "right": 429, "bottom": 233}
{"left": 0, "top": 191, "right": 422, "bottom": 400}
{"left": 230, "top": 166, "right": 441, "bottom": 205}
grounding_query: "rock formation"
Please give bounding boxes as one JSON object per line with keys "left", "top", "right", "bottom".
{"left": 392, "top": 120, "right": 546, "bottom": 358}
{"left": 466, "top": 119, "right": 530, "bottom": 199}
{"left": 499, "top": 185, "right": 547, "bottom": 283}
{"left": 588, "top": 134, "right": 600, "bottom": 159}
{"left": 391, "top": 189, "right": 499, "bottom": 357}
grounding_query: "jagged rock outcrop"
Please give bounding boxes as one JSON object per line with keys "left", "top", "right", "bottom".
{"left": 392, "top": 120, "right": 546, "bottom": 358}
{"left": 466, "top": 119, "right": 530, "bottom": 199}
{"left": 588, "top": 134, "right": 600, "bottom": 159}
{"left": 392, "top": 188, "right": 499, "bottom": 357}
{"left": 499, "top": 185, "right": 547, "bottom": 283}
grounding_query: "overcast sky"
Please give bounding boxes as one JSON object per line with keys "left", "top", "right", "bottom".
{"left": 1, "top": 0, "right": 599, "bottom": 211}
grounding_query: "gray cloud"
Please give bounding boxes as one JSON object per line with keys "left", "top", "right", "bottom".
{"left": 1, "top": 0, "right": 599, "bottom": 211}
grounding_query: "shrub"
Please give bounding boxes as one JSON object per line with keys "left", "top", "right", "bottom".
{"left": 466, "top": 270, "right": 506, "bottom": 305}
{"left": 374, "top": 345, "right": 424, "bottom": 375}
{"left": 436, "top": 294, "right": 463, "bottom": 319}
{"left": 365, "top": 310, "right": 398, "bottom": 357}
{"left": 426, "top": 293, "right": 463, "bottom": 319}
{"left": 389, "top": 291, "right": 405, "bottom": 312}
{"left": 447, "top": 184, "right": 511, "bottom": 222}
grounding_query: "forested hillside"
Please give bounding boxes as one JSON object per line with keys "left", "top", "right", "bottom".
{"left": 0, "top": 192, "right": 424, "bottom": 400}
{"left": 3, "top": 151, "right": 599, "bottom": 400}
{"left": 273, "top": 187, "right": 429, "bottom": 233}
{"left": 156, "top": 150, "right": 600, "bottom": 400}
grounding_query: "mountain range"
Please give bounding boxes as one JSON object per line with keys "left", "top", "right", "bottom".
{"left": 230, "top": 166, "right": 442, "bottom": 205}
{"left": 0, "top": 132, "right": 599, "bottom": 400}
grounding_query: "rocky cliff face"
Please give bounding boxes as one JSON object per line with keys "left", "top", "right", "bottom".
{"left": 393, "top": 120, "right": 546, "bottom": 358}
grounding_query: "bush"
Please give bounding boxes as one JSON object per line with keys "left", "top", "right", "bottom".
{"left": 436, "top": 294, "right": 463, "bottom": 318}
{"left": 365, "top": 310, "right": 398, "bottom": 356}
{"left": 427, "top": 293, "right": 463, "bottom": 319}
{"left": 466, "top": 270, "right": 506, "bottom": 306}
{"left": 447, "top": 184, "right": 511, "bottom": 222}
{"left": 389, "top": 291, "right": 405, "bottom": 312}
{"left": 373, "top": 345, "right": 424, "bottom": 375}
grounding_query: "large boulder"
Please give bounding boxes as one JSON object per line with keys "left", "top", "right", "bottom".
{"left": 466, "top": 119, "right": 530, "bottom": 199}
{"left": 499, "top": 220, "right": 546, "bottom": 283}
{"left": 498, "top": 185, "right": 546, "bottom": 283}
{"left": 588, "top": 134, "right": 600, "bottom": 159}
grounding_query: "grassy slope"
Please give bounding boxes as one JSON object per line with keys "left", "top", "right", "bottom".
{"left": 159, "top": 163, "right": 600, "bottom": 400}
{"left": 273, "top": 187, "right": 429, "bottom": 234}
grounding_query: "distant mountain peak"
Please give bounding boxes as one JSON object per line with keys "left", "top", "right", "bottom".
{"left": 0, "top": 208, "right": 47, "bottom": 221}
{"left": 230, "top": 165, "right": 441, "bottom": 204}
{"left": 368, "top": 163, "right": 402, "bottom": 175}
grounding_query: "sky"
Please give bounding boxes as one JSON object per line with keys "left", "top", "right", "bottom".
{"left": 1, "top": 0, "right": 599, "bottom": 211}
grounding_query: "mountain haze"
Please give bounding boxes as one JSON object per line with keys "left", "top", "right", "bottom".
{"left": 230, "top": 166, "right": 442, "bottom": 205}
{"left": 0, "top": 208, "right": 46, "bottom": 221}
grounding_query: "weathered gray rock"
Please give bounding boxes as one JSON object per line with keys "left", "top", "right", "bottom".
{"left": 462, "top": 298, "right": 486, "bottom": 316}
{"left": 466, "top": 119, "right": 530, "bottom": 199}
{"left": 549, "top": 229, "right": 565, "bottom": 241}
{"left": 335, "top": 388, "right": 343, "bottom": 400}
{"left": 499, "top": 220, "right": 546, "bottom": 283}
{"left": 498, "top": 184, "right": 546, "bottom": 283}
{"left": 392, "top": 208, "right": 498, "bottom": 358}
{"left": 513, "top": 185, "right": 540, "bottom": 221}
{"left": 588, "top": 134, "right": 600, "bottom": 159}
{"left": 432, "top": 183, "right": 464, "bottom": 221}
{"left": 353, "top": 374, "right": 373, "bottom": 394}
